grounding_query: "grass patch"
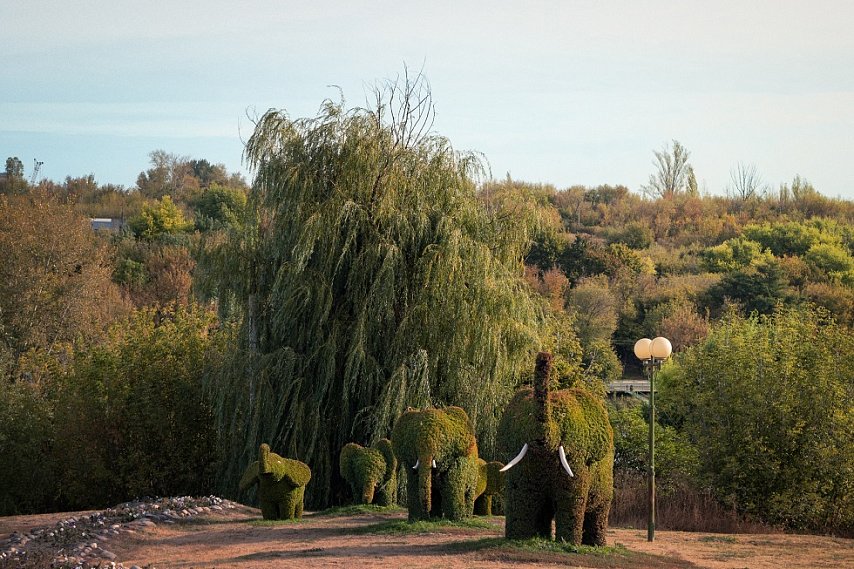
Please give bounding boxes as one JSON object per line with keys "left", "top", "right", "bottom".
{"left": 313, "top": 504, "right": 405, "bottom": 517}
{"left": 354, "top": 517, "right": 495, "bottom": 535}
{"left": 448, "top": 536, "right": 627, "bottom": 556}
{"left": 699, "top": 535, "right": 737, "bottom": 543}
{"left": 447, "top": 537, "right": 700, "bottom": 568}
{"left": 249, "top": 517, "right": 306, "bottom": 526}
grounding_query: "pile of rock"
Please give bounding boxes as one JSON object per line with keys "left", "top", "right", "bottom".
{"left": 0, "top": 495, "right": 238, "bottom": 569}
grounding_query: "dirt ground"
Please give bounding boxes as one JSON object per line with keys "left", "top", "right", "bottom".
{"left": 3, "top": 506, "right": 852, "bottom": 569}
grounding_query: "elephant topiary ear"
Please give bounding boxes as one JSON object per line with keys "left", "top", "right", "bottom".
{"left": 239, "top": 460, "right": 260, "bottom": 492}
{"left": 475, "top": 458, "right": 488, "bottom": 498}
{"left": 280, "top": 459, "right": 312, "bottom": 487}
{"left": 340, "top": 443, "right": 362, "bottom": 478}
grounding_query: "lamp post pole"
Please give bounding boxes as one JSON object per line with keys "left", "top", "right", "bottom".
{"left": 634, "top": 337, "right": 671, "bottom": 543}
{"left": 647, "top": 358, "right": 656, "bottom": 542}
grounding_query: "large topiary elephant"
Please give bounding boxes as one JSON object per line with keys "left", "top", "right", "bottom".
{"left": 239, "top": 443, "right": 312, "bottom": 520}
{"left": 339, "top": 438, "right": 398, "bottom": 506}
{"left": 497, "top": 352, "right": 614, "bottom": 545}
{"left": 473, "top": 459, "right": 505, "bottom": 516}
{"left": 391, "top": 406, "right": 480, "bottom": 521}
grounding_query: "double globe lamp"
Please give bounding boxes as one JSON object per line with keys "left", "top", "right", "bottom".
{"left": 633, "top": 336, "right": 672, "bottom": 543}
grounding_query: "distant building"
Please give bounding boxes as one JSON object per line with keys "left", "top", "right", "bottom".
{"left": 90, "top": 217, "right": 125, "bottom": 232}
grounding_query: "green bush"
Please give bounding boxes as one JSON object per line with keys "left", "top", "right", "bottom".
{"left": 54, "top": 305, "right": 223, "bottom": 508}
{"left": 608, "top": 402, "right": 699, "bottom": 490}
{"left": 700, "top": 237, "right": 768, "bottom": 273}
{"left": 0, "top": 380, "right": 57, "bottom": 515}
{"left": 658, "top": 306, "right": 854, "bottom": 533}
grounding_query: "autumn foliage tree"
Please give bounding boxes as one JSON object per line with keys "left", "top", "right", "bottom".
{"left": 0, "top": 192, "right": 128, "bottom": 366}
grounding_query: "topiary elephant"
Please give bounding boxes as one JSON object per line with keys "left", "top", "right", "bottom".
{"left": 391, "top": 406, "right": 480, "bottom": 521}
{"left": 497, "top": 352, "right": 614, "bottom": 545}
{"left": 239, "top": 443, "right": 312, "bottom": 520}
{"left": 473, "top": 459, "right": 505, "bottom": 516}
{"left": 339, "top": 438, "right": 398, "bottom": 506}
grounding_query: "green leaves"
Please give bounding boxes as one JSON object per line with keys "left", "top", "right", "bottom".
{"left": 658, "top": 306, "right": 854, "bottom": 532}
{"left": 209, "top": 78, "right": 544, "bottom": 506}
{"left": 128, "top": 195, "right": 194, "bottom": 240}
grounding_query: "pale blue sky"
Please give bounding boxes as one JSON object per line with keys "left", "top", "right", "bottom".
{"left": 3, "top": 1, "right": 853, "bottom": 197}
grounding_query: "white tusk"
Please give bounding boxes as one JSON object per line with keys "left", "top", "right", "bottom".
{"left": 431, "top": 459, "right": 437, "bottom": 468}
{"left": 500, "top": 443, "right": 529, "bottom": 472}
{"left": 559, "top": 445, "right": 574, "bottom": 477}
{"left": 412, "top": 459, "right": 420, "bottom": 470}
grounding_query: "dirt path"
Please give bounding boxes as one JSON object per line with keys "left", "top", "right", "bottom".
{"left": 3, "top": 506, "right": 853, "bottom": 569}
{"left": 113, "top": 508, "right": 852, "bottom": 569}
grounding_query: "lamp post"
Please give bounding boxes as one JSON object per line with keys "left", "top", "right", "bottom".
{"left": 633, "top": 336, "right": 672, "bottom": 542}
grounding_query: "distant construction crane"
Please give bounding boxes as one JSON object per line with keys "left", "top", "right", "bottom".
{"left": 30, "top": 158, "right": 43, "bottom": 186}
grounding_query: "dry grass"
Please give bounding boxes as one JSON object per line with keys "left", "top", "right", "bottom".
{"left": 610, "top": 472, "right": 774, "bottom": 534}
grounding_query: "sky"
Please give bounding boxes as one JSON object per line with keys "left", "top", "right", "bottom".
{"left": 2, "top": 0, "right": 854, "bottom": 198}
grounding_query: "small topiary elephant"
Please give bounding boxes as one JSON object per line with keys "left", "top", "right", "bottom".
{"left": 339, "top": 438, "right": 398, "bottom": 506}
{"left": 473, "top": 459, "right": 506, "bottom": 516}
{"left": 392, "top": 406, "right": 480, "bottom": 521}
{"left": 497, "top": 352, "right": 614, "bottom": 545}
{"left": 239, "top": 443, "right": 312, "bottom": 520}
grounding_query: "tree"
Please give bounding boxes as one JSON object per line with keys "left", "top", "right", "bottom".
{"left": 565, "top": 276, "right": 618, "bottom": 348}
{"left": 701, "top": 237, "right": 770, "bottom": 273}
{"left": 189, "top": 159, "right": 228, "bottom": 188}
{"left": 54, "top": 306, "right": 223, "bottom": 508}
{"left": 1, "top": 157, "right": 27, "bottom": 194}
{"left": 206, "top": 74, "right": 545, "bottom": 507}
{"left": 190, "top": 184, "right": 248, "bottom": 231}
{"left": 641, "top": 140, "right": 692, "bottom": 199}
{"left": 704, "top": 258, "right": 788, "bottom": 316}
{"left": 136, "top": 150, "right": 192, "bottom": 200}
{"left": 728, "top": 162, "right": 765, "bottom": 201}
{"left": 658, "top": 307, "right": 854, "bottom": 533}
{"left": 128, "top": 195, "right": 193, "bottom": 240}
{"left": 606, "top": 221, "right": 654, "bottom": 249}
{"left": 0, "top": 192, "right": 128, "bottom": 362}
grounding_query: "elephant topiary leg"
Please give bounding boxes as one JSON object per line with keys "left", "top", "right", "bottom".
{"left": 260, "top": 501, "right": 279, "bottom": 520}
{"left": 582, "top": 500, "right": 610, "bottom": 546}
{"left": 505, "top": 472, "right": 551, "bottom": 539}
{"left": 375, "top": 480, "right": 393, "bottom": 507}
{"left": 294, "top": 487, "right": 305, "bottom": 519}
{"left": 473, "top": 495, "right": 492, "bottom": 516}
{"left": 404, "top": 469, "right": 427, "bottom": 520}
{"left": 279, "top": 487, "right": 304, "bottom": 519}
{"left": 554, "top": 471, "right": 591, "bottom": 545}
{"left": 362, "top": 484, "right": 376, "bottom": 505}
{"left": 440, "top": 458, "right": 477, "bottom": 520}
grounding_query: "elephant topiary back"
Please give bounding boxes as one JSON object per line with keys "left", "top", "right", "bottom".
{"left": 391, "top": 406, "right": 477, "bottom": 467}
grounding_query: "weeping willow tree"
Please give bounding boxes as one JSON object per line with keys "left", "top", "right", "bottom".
{"left": 207, "top": 74, "right": 549, "bottom": 507}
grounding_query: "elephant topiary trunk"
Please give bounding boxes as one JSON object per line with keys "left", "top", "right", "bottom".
{"left": 498, "top": 352, "right": 614, "bottom": 545}
{"left": 391, "top": 406, "right": 480, "bottom": 521}
{"left": 239, "top": 443, "right": 312, "bottom": 520}
{"left": 339, "top": 438, "right": 398, "bottom": 506}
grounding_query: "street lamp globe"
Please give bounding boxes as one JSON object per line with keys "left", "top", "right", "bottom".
{"left": 650, "top": 337, "right": 672, "bottom": 360}
{"left": 633, "top": 338, "right": 652, "bottom": 361}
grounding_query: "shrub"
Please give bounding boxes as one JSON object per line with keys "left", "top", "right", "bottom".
{"left": 54, "top": 305, "right": 223, "bottom": 509}
{"left": 658, "top": 307, "right": 854, "bottom": 533}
